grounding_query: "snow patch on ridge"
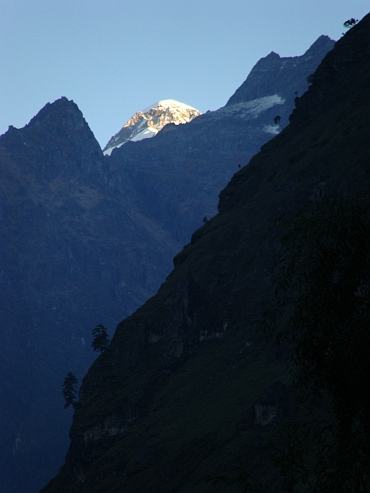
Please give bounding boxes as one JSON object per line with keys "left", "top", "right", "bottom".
{"left": 214, "top": 95, "right": 285, "bottom": 120}
{"left": 263, "top": 124, "right": 281, "bottom": 135}
{"left": 103, "top": 141, "right": 125, "bottom": 156}
{"left": 131, "top": 126, "right": 158, "bottom": 142}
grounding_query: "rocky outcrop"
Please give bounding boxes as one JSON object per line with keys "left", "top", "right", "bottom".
{"left": 237, "top": 381, "right": 290, "bottom": 432}
{"left": 226, "top": 35, "right": 335, "bottom": 126}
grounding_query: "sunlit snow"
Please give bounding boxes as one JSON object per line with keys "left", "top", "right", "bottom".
{"left": 142, "top": 99, "right": 199, "bottom": 113}
{"left": 103, "top": 100, "right": 201, "bottom": 155}
{"left": 103, "top": 95, "right": 285, "bottom": 156}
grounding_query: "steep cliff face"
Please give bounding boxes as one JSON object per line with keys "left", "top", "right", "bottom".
{"left": 0, "top": 97, "right": 105, "bottom": 491}
{"left": 40, "top": 15, "right": 370, "bottom": 493}
{"left": 0, "top": 99, "right": 181, "bottom": 493}
{"left": 226, "top": 35, "right": 335, "bottom": 122}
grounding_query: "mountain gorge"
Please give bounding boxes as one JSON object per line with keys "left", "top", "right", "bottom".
{"left": 39, "top": 14, "right": 370, "bottom": 493}
{"left": 0, "top": 35, "right": 335, "bottom": 493}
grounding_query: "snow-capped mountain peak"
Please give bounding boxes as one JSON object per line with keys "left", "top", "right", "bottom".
{"left": 103, "top": 99, "right": 201, "bottom": 155}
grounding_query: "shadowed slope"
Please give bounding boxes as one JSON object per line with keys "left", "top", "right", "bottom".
{"left": 41, "top": 13, "right": 370, "bottom": 493}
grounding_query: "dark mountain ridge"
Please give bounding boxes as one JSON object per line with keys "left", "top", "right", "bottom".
{"left": 0, "top": 37, "right": 334, "bottom": 493}
{"left": 226, "top": 35, "right": 334, "bottom": 104}
{"left": 40, "top": 14, "right": 370, "bottom": 493}
{"left": 0, "top": 98, "right": 180, "bottom": 493}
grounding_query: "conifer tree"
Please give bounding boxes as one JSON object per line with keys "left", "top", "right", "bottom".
{"left": 62, "top": 372, "right": 78, "bottom": 409}
{"left": 91, "top": 324, "right": 110, "bottom": 353}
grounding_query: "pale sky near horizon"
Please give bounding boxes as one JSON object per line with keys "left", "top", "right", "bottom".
{"left": 1, "top": 1, "right": 369, "bottom": 148}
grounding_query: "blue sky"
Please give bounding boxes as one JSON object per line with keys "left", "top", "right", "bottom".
{"left": 1, "top": 1, "right": 369, "bottom": 148}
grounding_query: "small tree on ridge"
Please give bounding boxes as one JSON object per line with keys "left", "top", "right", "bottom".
{"left": 91, "top": 324, "right": 110, "bottom": 353}
{"left": 62, "top": 372, "right": 78, "bottom": 409}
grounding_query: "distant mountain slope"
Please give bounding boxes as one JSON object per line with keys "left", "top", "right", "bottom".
{"left": 0, "top": 98, "right": 181, "bottom": 493}
{"left": 103, "top": 35, "right": 334, "bottom": 249}
{"left": 39, "top": 14, "right": 370, "bottom": 493}
{"left": 227, "top": 35, "right": 334, "bottom": 103}
{"left": 0, "top": 36, "right": 333, "bottom": 493}
{"left": 103, "top": 99, "right": 201, "bottom": 155}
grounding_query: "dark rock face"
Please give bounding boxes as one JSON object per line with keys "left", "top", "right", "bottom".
{"left": 237, "top": 381, "right": 290, "bottom": 433}
{"left": 226, "top": 35, "right": 335, "bottom": 126}
{"left": 0, "top": 99, "right": 179, "bottom": 493}
{"left": 0, "top": 38, "right": 334, "bottom": 493}
{"left": 38, "top": 14, "right": 370, "bottom": 493}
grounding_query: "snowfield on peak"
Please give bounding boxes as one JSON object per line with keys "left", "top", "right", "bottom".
{"left": 142, "top": 99, "right": 199, "bottom": 113}
{"left": 103, "top": 99, "right": 201, "bottom": 155}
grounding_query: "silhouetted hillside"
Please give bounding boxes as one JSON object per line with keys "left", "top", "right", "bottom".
{"left": 40, "top": 13, "right": 370, "bottom": 493}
